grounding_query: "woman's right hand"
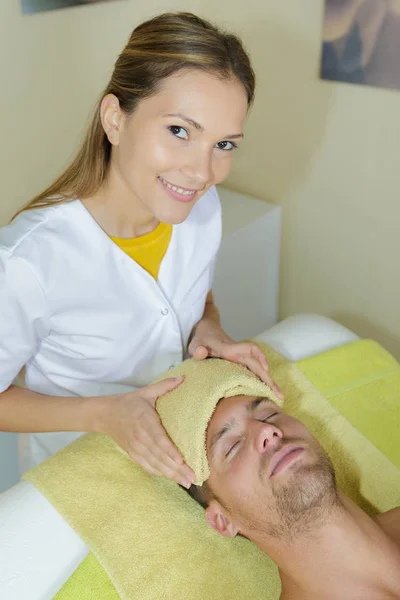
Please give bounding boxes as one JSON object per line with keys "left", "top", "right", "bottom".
{"left": 102, "top": 376, "right": 195, "bottom": 488}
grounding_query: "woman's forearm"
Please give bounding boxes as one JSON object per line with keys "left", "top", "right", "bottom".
{"left": 188, "top": 289, "right": 224, "bottom": 347}
{"left": 201, "top": 289, "right": 221, "bottom": 326}
{"left": 0, "top": 385, "right": 113, "bottom": 434}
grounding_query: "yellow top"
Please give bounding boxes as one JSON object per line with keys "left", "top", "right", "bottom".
{"left": 110, "top": 222, "right": 173, "bottom": 280}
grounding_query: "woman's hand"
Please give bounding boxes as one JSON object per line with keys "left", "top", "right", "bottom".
{"left": 188, "top": 318, "right": 283, "bottom": 399}
{"left": 102, "top": 377, "right": 195, "bottom": 488}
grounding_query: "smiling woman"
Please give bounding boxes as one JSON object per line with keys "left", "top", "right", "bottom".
{"left": 0, "top": 12, "right": 280, "bottom": 491}
{"left": 21, "top": 0, "right": 116, "bottom": 14}
{"left": 14, "top": 12, "right": 254, "bottom": 221}
{"left": 92, "top": 69, "right": 248, "bottom": 227}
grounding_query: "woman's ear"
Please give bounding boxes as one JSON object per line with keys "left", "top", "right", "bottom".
{"left": 100, "top": 93, "right": 124, "bottom": 145}
{"left": 205, "top": 499, "right": 240, "bottom": 538}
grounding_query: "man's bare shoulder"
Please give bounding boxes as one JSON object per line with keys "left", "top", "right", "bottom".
{"left": 375, "top": 507, "right": 400, "bottom": 547}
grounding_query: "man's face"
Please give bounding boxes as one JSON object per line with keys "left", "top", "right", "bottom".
{"left": 205, "top": 396, "right": 337, "bottom": 539}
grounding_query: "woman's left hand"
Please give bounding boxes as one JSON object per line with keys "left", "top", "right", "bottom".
{"left": 188, "top": 318, "right": 283, "bottom": 399}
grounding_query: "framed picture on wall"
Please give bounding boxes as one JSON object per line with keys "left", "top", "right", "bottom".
{"left": 21, "top": 0, "right": 118, "bottom": 14}
{"left": 320, "top": 0, "right": 400, "bottom": 91}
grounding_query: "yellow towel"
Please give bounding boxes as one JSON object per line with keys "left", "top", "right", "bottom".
{"left": 31, "top": 434, "right": 280, "bottom": 600}
{"left": 297, "top": 339, "right": 400, "bottom": 469}
{"left": 53, "top": 552, "right": 119, "bottom": 600}
{"left": 23, "top": 342, "right": 400, "bottom": 600}
{"left": 156, "top": 357, "right": 281, "bottom": 485}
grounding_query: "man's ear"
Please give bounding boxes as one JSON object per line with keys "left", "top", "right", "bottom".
{"left": 205, "top": 499, "right": 240, "bottom": 538}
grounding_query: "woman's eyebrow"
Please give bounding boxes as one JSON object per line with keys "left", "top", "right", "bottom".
{"left": 164, "top": 112, "right": 204, "bottom": 130}
{"left": 163, "top": 112, "right": 244, "bottom": 139}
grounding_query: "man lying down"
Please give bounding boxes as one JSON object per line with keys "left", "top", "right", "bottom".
{"left": 184, "top": 389, "right": 400, "bottom": 599}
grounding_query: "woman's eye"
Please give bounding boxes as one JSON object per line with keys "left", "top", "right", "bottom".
{"left": 216, "top": 140, "right": 238, "bottom": 151}
{"left": 168, "top": 125, "right": 188, "bottom": 139}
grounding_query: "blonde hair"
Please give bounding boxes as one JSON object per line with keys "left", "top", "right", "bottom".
{"left": 14, "top": 12, "right": 255, "bottom": 219}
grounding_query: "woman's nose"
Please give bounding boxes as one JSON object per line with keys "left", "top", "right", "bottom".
{"left": 181, "top": 149, "right": 213, "bottom": 186}
{"left": 254, "top": 423, "right": 283, "bottom": 454}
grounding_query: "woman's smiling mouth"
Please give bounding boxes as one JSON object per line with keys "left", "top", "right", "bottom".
{"left": 158, "top": 176, "right": 200, "bottom": 203}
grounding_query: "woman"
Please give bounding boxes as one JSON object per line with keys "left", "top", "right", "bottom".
{"left": 0, "top": 12, "right": 281, "bottom": 489}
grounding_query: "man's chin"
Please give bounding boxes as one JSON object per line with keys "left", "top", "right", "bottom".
{"left": 274, "top": 458, "right": 337, "bottom": 512}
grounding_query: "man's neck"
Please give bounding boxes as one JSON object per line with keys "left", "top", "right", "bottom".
{"left": 253, "top": 492, "right": 400, "bottom": 599}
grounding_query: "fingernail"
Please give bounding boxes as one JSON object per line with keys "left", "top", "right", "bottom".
{"left": 182, "top": 481, "right": 191, "bottom": 489}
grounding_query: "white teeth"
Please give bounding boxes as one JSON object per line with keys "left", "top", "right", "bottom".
{"left": 160, "top": 177, "right": 196, "bottom": 196}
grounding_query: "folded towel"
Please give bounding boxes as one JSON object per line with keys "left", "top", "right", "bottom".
{"left": 156, "top": 357, "right": 281, "bottom": 485}
{"left": 24, "top": 341, "right": 400, "bottom": 600}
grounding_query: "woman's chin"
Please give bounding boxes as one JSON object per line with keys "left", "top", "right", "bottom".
{"left": 155, "top": 205, "right": 194, "bottom": 225}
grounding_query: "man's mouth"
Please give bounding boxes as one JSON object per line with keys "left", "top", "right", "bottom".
{"left": 269, "top": 444, "right": 304, "bottom": 477}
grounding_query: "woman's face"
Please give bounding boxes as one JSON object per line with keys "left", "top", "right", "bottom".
{"left": 105, "top": 69, "right": 249, "bottom": 224}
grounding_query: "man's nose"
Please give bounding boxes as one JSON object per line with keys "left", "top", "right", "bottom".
{"left": 254, "top": 422, "right": 283, "bottom": 454}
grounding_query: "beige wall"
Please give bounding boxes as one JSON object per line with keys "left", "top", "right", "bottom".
{"left": 199, "top": 1, "right": 400, "bottom": 358}
{"left": 1, "top": 1, "right": 400, "bottom": 357}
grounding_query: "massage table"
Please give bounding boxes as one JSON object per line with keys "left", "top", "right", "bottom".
{"left": 0, "top": 314, "right": 360, "bottom": 600}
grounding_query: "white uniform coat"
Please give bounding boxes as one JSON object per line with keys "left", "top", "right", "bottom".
{"left": 0, "top": 187, "right": 221, "bottom": 467}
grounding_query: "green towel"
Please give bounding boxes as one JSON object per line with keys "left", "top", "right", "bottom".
{"left": 22, "top": 339, "right": 399, "bottom": 600}
{"left": 297, "top": 339, "right": 400, "bottom": 469}
{"left": 53, "top": 552, "right": 119, "bottom": 600}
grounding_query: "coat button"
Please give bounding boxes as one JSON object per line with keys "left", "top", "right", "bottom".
{"left": 161, "top": 307, "right": 169, "bottom": 316}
